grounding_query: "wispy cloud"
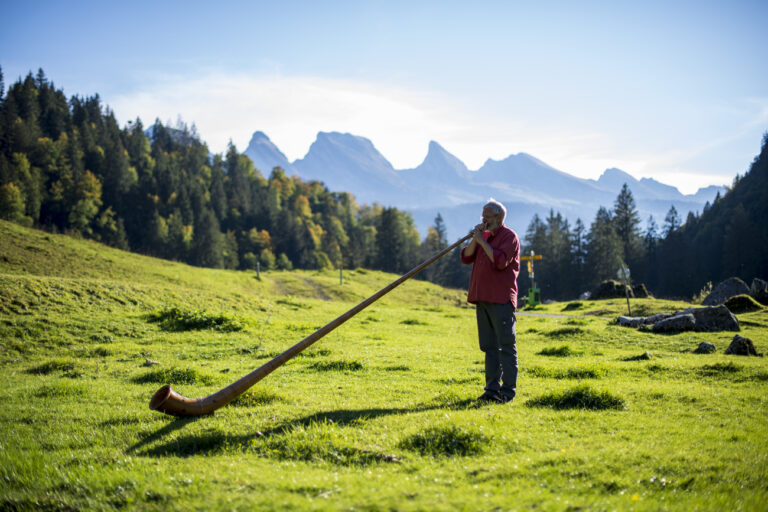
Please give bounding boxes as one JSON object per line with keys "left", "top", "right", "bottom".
{"left": 109, "top": 73, "right": 465, "bottom": 168}
{"left": 107, "top": 71, "right": 760, "bottom": 195}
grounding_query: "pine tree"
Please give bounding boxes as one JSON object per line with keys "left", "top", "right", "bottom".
{"left": 612, "top": 183, "right": 642, "bottom": 268}
{"left": 586, "top": 207, "right": 624, "bottom": 286}
{"left": 192, "top": 208, "right": 224, "bottom": 268}
{"left": 663, "top": 205, "right": 681, "bottom": 237}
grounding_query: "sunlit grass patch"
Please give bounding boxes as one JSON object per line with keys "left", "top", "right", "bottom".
{"left": 526, "top": 385, "right": 625, "bottom": 410}
{"left": 230, "top": 389, "right": 283, "bottom": 407}
{"left": 132, "top": 367, "right": 216, "bottom": 385}
{"left": 537, "top": 345, "right": 577, "bottom": 357}
{"left": 437, "top": 376, "right": 476, "bottom": 385}
{"left": 34, "top": 380, "right": 89, "bottom": 398}
{"left": 400, "top": 318, "right": 428, "bottom": 326}
{"left": 147, "top": 307, "right": 244, "bottom": 332}
{"left": 309, "top": 360, "right": 364, "bottom": 372}
{"left": 399, "top": 425, "right": 489, "bottom": 456}
{"left": 698, "top": 362, "right": 742, "bottom": 376}
{"left": 264, "top": 423, "right": 399, "bottom": 465}
{"left": 582, "top": 309, "right": 612, "bottom": 316}
{"left": 89, "top": 346, "right": 112, "bottom": 357}
{"left": 383, "top": 365, "right": 410, "bottom": 371}
{"left": 422, "top": 390, "right": 476, "bottom": 410}
{"left": 623, "top": 351, "right": 653, "bottom": 361}
{"left": 545, "top": 327, "right": 585, "bottom": 338}
{"left": 526, "top": 365, "right": 606, "bottom": 379}
{"left": 27, "top": 359, "right": 76, "bottom": 375}
{"left": 298, "top": 348, "right": 332, "bottom": 358}
{"left": 275, "top": 298, "right": 311, "bottom": 310}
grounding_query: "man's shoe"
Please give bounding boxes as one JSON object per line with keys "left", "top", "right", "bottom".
{"left": 477, "top": 392, "right": 503, "bottom": 403}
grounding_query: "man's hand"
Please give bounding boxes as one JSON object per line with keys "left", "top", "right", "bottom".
{"left": 472, "top": 223, "right": 486, "bottom": 243}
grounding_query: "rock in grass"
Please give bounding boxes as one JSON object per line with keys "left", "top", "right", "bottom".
{"left": 724, "top": 335, "right": 759, "bottom": 356}
{"left": 617, "top": 316, "right": 644, "bottom": 328}
{"left": 694, "top": 342, "right": 717, "bottom": 354}
{"left": 143, "top": 359, "right": 160, "bottom": 366}
{"left": 617, "top": 313, "right": 670, "bottom": 328}
{"left": 724, "top": 294, "right": 763, "bottom": 314}
{"left": 751, "top": 278, "right": 768, "bottom": 305}
{"left": 591, "top": 280, "right": 633, "bottom": 300}
{"left": 682, "top": 305, "right": 739, "bottom": 332}
{"left": 703, "top": 277, "right": 750, "bottom": 306}
{"left": 632, "top": 283, "right": 652, "bottom": 298}
{"left": 652, "top": 313, "right": 696, "bottom": 333}
{"left": 649, "top": 306, "right": 740, "bottom": 333}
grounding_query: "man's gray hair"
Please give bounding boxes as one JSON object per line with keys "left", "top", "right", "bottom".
{"left": 483, "top": 198, "right": 506, "bottom": 222}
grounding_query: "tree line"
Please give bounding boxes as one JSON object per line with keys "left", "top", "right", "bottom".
{"left": 518, "top": 135, "right": 768, "bottom": 300}
{"left": 1, "top": 69, "right": 765, "bottom": 299}
{"left": 0, "top": 69, "right": 441, "bottom": 276}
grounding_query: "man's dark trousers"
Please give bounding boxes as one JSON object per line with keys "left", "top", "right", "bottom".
{"left": 476, "top": 301, "right": 518, "bottom": 400}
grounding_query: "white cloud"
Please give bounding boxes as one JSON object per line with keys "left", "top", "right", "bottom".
{"left": 107, "top": 71, "right": 748, "bottom": 194}
{"left": 108, "top": 73, "right": 463, "bottom": 168}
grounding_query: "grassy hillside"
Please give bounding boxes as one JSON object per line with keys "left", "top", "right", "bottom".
{"left": 1, "top": 220, "right": 767, "bottom": 511}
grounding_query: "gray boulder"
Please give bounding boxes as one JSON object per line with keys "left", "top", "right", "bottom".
{"left": 617, "top": 313, "right": 671, "bottom": 328}
{"left": 617, "top": 316, "right": 644, "bottom": 328}
{"left": 679, "top": 305, "right": 740, "bottom": 332}
{"left": 653, "top": 313, "right": 696, "bottom": 333}
{"left": 618, "top": 306, "right": 738, "bottom": 333}
{"left": 751, "top": 278, "right": 768, "bottom": 305}
{"left": 724, "top": 335, "right": 758, "bottom": 356}
{"left": 703, "top": 277, "right": 750, "bottom": 306}
{"left": 694, "top": 342, "right": 717, "bottom": 354}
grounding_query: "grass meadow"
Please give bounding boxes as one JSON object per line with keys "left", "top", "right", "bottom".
{"left": 1, "top": 219, "right": 767, "bottom": 511}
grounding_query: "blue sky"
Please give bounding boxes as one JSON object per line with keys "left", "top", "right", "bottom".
{"left": 2, "top": 0, "right": 767, "bottom": 193}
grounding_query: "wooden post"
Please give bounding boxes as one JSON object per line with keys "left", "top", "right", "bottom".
{"left": 618, "top": 266, "right": 631, "bottom": 315}
{"left": 521, "top": 250, "right": 543, "bottom": 306}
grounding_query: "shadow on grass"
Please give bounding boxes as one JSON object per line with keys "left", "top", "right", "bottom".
{"left": 133, "top": 398, "right": 479, "bottom": 458}
{"left": 125, "top": 417, "right": 202, "bottom": 454}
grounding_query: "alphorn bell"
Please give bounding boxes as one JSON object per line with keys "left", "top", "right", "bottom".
{"left": 149, "top": 232, "right": 473, "bottom": 416}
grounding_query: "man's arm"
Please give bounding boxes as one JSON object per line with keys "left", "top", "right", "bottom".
{"left": 464, "top": 224, "right": 494, "bottom": 262}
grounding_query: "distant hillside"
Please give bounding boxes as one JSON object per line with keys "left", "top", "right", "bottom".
{"left": 648, "top": 133, "right": 768, "bottom": 296}
{"left": 0, "top": 219, "right": 466, "bottom": 312}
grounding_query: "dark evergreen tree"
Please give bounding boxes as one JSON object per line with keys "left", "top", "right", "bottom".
{"left": 663, "top": 205, "right": 681, "bottom": 237}
{"left": 586, "top": 207, "right": 624, "bottom": 286}
{"left": 612, "top": 183, "right": 642, "bottom": 270}
{"left": 193, "top": 208, "right": 224, "bottom": 268}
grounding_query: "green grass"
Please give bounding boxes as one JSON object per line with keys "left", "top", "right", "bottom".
{"left": 1, "top": 219, "right": 768, "bottom": 511}
{"left": 147, "top": 307, "right": 245, "bottom": 332}
{"left": 526, "top": 384, "right": 626, "bottom": 410}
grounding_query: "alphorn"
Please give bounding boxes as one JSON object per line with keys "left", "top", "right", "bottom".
{"left": 150, "top": 232, "right": 473, "bottom": 416}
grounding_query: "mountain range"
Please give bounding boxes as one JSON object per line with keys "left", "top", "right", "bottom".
{"left": 244, "top": 131, "right": 725, "bottom": 241}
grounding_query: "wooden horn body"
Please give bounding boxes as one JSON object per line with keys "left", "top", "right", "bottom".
{"left": 149, "top": 233, "right": 472, "bottom": 416}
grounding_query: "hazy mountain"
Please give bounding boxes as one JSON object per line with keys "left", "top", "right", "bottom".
{"left": 593, "top": 168, "right": 682, "bottom": 201}
{"left": 399, "top": 141, "right": 486, "bottom": 207}
{"left": 473, "top": 153, "right": 609, "bottom": 207}
{"left": 243, "top": 131, "right": 295, "bottom": 175}
{"left": 292, "top": 132, "right": 408, "bottom": 206}
{"left": 693, "top": 185, "right": 725, "bottom": 202}
{"left": 241, "top": 130, "right": 726, "bottom": 240}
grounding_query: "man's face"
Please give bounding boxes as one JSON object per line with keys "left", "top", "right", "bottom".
{"left": 482, "top": 208, "right": 501, "bottom": 230}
